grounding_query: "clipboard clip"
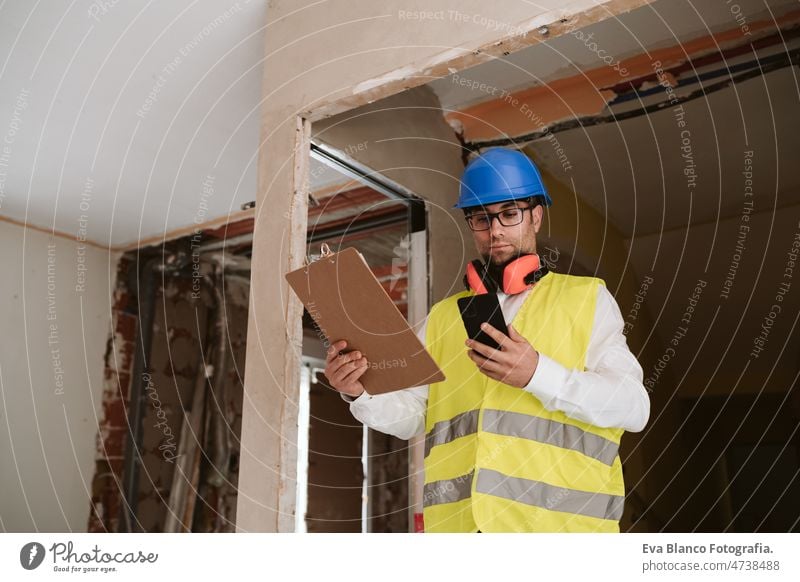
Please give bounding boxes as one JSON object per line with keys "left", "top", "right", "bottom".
{"left": 304, "top": 243, "right": 335, "bottom": 267}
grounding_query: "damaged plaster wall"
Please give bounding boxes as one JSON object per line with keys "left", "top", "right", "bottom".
{"left": 0, "top": 220, "right": 114, "bottom": 531}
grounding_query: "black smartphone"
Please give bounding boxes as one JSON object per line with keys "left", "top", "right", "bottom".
{"left": 457, "top": 294, "right": 509, "bottom": 350}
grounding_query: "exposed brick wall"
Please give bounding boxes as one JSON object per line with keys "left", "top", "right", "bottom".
{"left": 87, "top": 212, "right": 406, "bottom": 532}
{"left": 88, "top": 257, "right": 137, "bottom": 532}
{"left": 87, "top": 255, "right": 248, "bottom": 532}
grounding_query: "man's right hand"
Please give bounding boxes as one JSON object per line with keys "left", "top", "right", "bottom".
{"left": 324, "top": 340, "right": 369, "bottom": 398}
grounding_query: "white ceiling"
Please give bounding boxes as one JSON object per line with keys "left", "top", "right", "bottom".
{"left": 0, "top": 0, "right": 267, "bottom": 247}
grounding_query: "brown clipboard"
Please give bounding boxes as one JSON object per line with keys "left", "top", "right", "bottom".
{"left": 285, "top": 246, "right": 445, "bottom": 394}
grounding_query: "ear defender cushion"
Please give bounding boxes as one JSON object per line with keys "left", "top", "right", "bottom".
{"left": 502, "top": 254, "right": 541, "bottom": 294}
{"left": 465, "top": 255, "right": 548, "bottom": 295}
{"left": 465, "top": 260, "right": 490, "bottom": 294}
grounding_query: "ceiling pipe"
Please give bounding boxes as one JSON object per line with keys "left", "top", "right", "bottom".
{"left": 204, "top": 268, "right": 231, "bottom": 489}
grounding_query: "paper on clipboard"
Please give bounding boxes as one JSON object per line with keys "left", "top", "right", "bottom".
{"left": 285, "top": 246, "right": 445, "bottom": 394}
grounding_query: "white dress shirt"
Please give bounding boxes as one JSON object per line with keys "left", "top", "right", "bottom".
{"left": 343, "top": 282, "right": 650, "bottom": 440}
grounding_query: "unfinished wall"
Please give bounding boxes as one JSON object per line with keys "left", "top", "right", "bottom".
{"left": 87, "top": 256, "right": 136, "bottom": 532}
{"left": 0, "top": 220, "right": 114, "bottom": 531}
{"left": 139, "top": 275, "right": 248, "bottom": 533}
{"left": 88, "top": 253, "right": 249, "bottom": 533}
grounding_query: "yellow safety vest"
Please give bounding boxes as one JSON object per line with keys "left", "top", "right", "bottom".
{"left": 423, "top": 272, "right": 625, "bottom": 533}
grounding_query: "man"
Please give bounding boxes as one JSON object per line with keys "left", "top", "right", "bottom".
{"left": 324, "top": 147, "right": 650, "bottom": 532}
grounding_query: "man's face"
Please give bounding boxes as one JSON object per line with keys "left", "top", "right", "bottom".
{"left": 466, "top": 200, "right": 543, "bottom": 266}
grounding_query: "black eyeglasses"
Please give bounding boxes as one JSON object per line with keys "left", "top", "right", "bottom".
{"left": 465, "top": 205, "right": 534, "bottom": 231}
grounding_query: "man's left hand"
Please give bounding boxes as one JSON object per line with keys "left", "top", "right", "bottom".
{"left": 466, "top": 323, "right": 539, "bottom": 388}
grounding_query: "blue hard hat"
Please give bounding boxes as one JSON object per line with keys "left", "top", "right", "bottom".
{"left": 454, "top": 148, "right": 552, "bottom": 209}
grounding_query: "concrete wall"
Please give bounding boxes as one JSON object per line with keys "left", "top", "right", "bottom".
{"left": 0, "top": 221, "right": 114, "bottom": 531}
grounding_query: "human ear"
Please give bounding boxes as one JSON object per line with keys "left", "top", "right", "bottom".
{"left": 531, "top": 204, "right": 544, "bottom": 234}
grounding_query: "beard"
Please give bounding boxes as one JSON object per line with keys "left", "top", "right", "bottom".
{"left": 482, "top": 244, "right": 526, "bottom": 267}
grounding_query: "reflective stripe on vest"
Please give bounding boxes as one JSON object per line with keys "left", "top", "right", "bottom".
{"left": 424, "top": 408, "right": 619, "bottom": 466}
{"left": 423, "top": 468, "right": 624, "bottom": 522}
{"left": 424, "top": 410, "right": 479, "bottom": 458}
{"left": 423, "top": 470, "right": 474, "bottom": 508}
{"left": 481, "top": 409, "right": 619, "bottom": 466}
{"left": 475, "top": 468, "right": 624, "bottom": 521}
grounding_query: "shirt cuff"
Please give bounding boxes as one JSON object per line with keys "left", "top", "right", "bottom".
{"left": 524, "top": 352, "right": 571, "bottom": 406}
{"left": 340, "top": 391, "right": 371, "bottom": 404}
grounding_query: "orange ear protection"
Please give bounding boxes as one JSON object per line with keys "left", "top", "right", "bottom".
{"left": 464, "top": 254, "right": 549, "bottom": 295}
